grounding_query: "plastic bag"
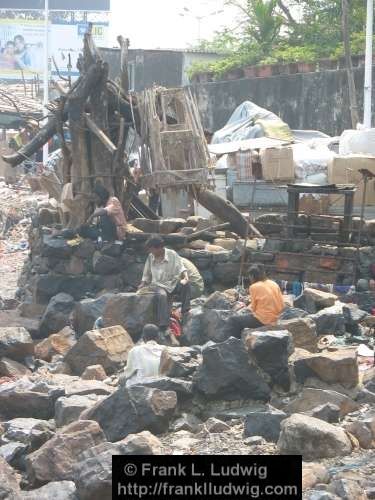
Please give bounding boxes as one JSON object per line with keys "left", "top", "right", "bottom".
{"left": 339, "top": 128, "right": 375, "bottom": 155}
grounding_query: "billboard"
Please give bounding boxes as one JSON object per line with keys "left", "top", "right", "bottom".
{"left": 0, "top": 1, "right": 110, "bottom": 11}
{"left": 0, "top": 19, "right": 108, "bottom": 79}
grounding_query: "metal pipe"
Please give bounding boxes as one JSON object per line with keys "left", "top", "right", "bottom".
{"left": 364, "top": 0, "right": 374, "bottom": 128}
{"left": 42, "top": 0, "right": 49, "bottom": 165}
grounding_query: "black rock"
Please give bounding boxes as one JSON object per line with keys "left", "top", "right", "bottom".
{"left": 85, "top": 385, "right": 177, "bottom": 442}
{"left": 181, "top": 307, "right": 232, "bottom": 345}
{"left": 203, "top": 291, "right": 232, "bottom": 310}
{"left": 342, "top": 304, "right": 369, "bottom": 325}
{"left": 192, "top": 337, "right": 271, "bottom": 401}
{"left": 41, "top": 236, "right": 73, "bottom": 260}
{"left": 308, "top": 403, "right": 340, "bottom": 423}
{"left": 39, "top": 293, "right": 75, "bottom": 338}
{"left": 126, "top": 376, "right": 192, "bottom": 399}
{"left": 244, "top": 330, "right": 292, "bottom": 391}
{"left": 92, "top": 252, "right": 121, "bottom": 275}
{"left": 72, "top": 294, "right": 115, "bottom": 337}
{"left": 244, "top": 407, "right": 287, "bottom": 442}
{"left": 294, "top": 294, "right": 317, "bottom": 314}
{"left": 35, "top": 275, "right": 101, "bottom": 304}
{"left": 310, "top": 308, "right": 346, "bottom": 336}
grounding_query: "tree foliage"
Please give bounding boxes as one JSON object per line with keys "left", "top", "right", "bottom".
{"left": 189, "top": 0, "right": 369, "bottom": 77}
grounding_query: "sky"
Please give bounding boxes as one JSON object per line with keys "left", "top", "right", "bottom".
{"left": 108, "top": 0, "right": 238, "bottom": 49}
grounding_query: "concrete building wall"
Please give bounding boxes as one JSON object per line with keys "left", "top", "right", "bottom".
{"left": 192, "top": 67, "right": 373, "bottom": 136}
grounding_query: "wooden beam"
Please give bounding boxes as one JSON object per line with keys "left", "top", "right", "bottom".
{"left": 85, "top": 114, "right": 117, "bottom": 155}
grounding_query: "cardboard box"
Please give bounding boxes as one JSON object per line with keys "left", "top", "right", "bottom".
{"left": 260, "top": 146, "right": 294, "bottom": 181}
{"left": 328, "top": 154, "right": 375, "bottom": 207}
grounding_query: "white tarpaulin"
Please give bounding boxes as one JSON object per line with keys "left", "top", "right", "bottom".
{"left": 208, "top": 137, "right": 287, "bottom": 156}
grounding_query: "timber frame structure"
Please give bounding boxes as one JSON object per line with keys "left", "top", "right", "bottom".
{"left": 2, "top": 26, "right": 259, "bottom": 239}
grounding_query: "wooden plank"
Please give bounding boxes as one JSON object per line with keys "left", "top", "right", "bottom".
{"left": 85, "top": 114, "right": 117, "bottom": 155}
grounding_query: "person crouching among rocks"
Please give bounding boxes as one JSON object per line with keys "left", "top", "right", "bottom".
{"left": 138, "top": 235, "right": 194, "bottom": 336}
{"left": 225, "top": 263, "right": 285, "bottom": 337}
{"left": 79, "top": 182, "right": 127, "bottom": 242}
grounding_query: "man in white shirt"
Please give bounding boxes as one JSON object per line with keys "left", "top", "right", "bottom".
{"left": 122, "top": 324, "right": 164, "bottom": 386}
{"left": 138, "top": 235, "right": 191, "bottom": 330}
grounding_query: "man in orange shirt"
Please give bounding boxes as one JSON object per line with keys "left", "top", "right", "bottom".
{"left": 225, "top": 264, "right": 284, "bottom": 337}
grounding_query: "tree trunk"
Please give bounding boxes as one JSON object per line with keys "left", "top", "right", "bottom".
{"left": 194, "top": 188, "right": 262, "bottom": 238}
{"left": 342, "top": 0, "right": 359, "bottom": 128}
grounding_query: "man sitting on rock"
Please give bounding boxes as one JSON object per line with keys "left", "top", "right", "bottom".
{"left": 225, "top": 263, "right": 285, "bottom": 337}
{"left": 138, "top": 235, "right": 192, "bottom": 334}
{"left": 79, "top": 182, "right": 127, "bottom": 242}
{"left": 121, "top": 324, "right": 164, "bottom": 386}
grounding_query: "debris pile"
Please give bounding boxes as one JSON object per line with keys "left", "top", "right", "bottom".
{"left": 0, "top": 263, "right": 375, "bottom": 497}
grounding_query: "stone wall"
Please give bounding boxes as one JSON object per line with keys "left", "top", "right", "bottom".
{"left": 19, "top": 212, "right": 375, "bottom": 318}
{"left": 192, "top": 67, "right": 374, "bottom": 136}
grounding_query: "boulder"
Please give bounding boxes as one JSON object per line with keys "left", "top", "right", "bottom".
{"left": 0, "top": 379, "right": 58, "bottom": 420}
{"left": 205, "top": 417, "right": 230, "bottom": 433}
{"left": 34, "top": 327, "right": 76, "bottom": 362}
{"left": 64, "top": 325, "right": 133, "bottom": 375}
{"left": 192, "top": 337, "right": 271, "bottom": 401}
{"left": 279, "top": 317, "right": 318, "bottom": 352}
{"left": 55, "top": 395, "right": 104, "bottom": 427}
{"left": 302, "top": 462, "right": 330, "bottom": 491}
{"left": 1, "top": 418, "right": 55, "bottom": 452}
{"left": 25, "top": 420, "right": 106, "bottom": 485}
{"left": 310, "top": 306, "right": 346, "bottom": 336}
{"left": 92, "top": 252, "right": 121, "bottom": 275}
{"left": 38, "top": 294, "right": 75, "bottom": 339}
{"left": 63, "top": 380, "right": 113, "bottom": 398}
{"left": 283, "top": 388, "right": 358, "bottom": 417}
{"left": 41, "top": 236, "right": 73, "bottom": 260}
{"left": 293, "top": 349, "right": 359, "bottom": 388}
{"left": 73, "top": 447, "right": 114, "bottom": 500}
{"left": 84, "top": 385, "right": 177, "bottom": 442}
{"left": 304, "top": 492, "right": 339, "bottom": 500}
{"left": 120, "top": 431, "right": 163, "bottom": 455}
{"left": 181, "top": 307, "right": 232, "bottom": 345}
{"left": 81, "top": 365, "right": 107, "bottom": 381}
{"left": 170, "top": 414, "right": 203, "bottom": 433}
{"left": 0, "top": 327, "right": 34, "bottom": 361}
{"left": 244, "top": 330, "right": 292, "bottom": 391}
{"left": 0, "top": 441, "right": 27, "bottom": 468}
{"left": 35, "top": 275, "right": 101, "bottom": 304}
{"left": 203, "top": 291, "right": 232, "bottom": 310}
{"left": 244, "top": 407, "right": 287, "bottom": 442}
{"left": 0, "top": 358, "right": 31, "bottom": 378}
{"left": 159, "top": 347, "right": 201, "bottom": 379}
{"left": 331, "top": 479, "right": 368, "bottom": 500}
{"left": 72, "top": 294, "right": 115, "bottom": 337}
{"left": 129, "top": 377, "right": 192, "bottom": 399}
{"left": 277, "top": 414, "right": 352, "bottom": 459}
{"left": 303, "top": 288, "right": 337, "bottom": 308}
{"left": 343, "top": 421, "right": 373, "bottom": 449}
{"left": 20, "top": 481, "right": 77, "bottom": 500}
{"left": 102, "top": 293, "right": 155, "bottom": 339}
{"left": 308, "top": 403, "right": 340, "bottom": 423}
{"left": 0, "top": 457, "right": 21, "bottom": 499}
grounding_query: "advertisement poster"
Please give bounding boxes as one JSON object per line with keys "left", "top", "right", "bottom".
{"left": 0, "top": 19, "right": 109, "bottom": 80}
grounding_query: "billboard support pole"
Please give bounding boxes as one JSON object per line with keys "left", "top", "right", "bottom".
{"left": 42, "top": 0, "right": 49, "bottom": 164}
